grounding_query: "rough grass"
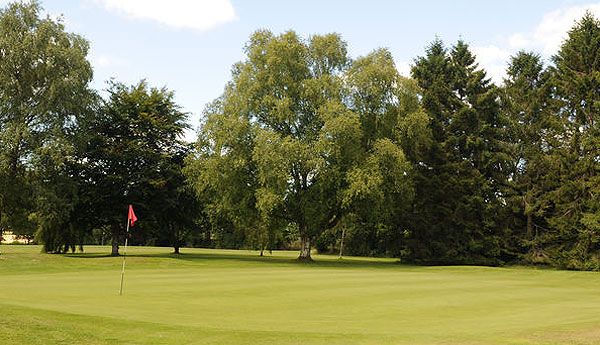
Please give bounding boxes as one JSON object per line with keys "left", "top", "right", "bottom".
{"left": 1, "top": 245, "right": 599, "bottom": 344}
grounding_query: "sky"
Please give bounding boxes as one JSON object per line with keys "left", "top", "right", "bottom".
{"left": 4, "top": 0, "right": 600, "bottom": 140}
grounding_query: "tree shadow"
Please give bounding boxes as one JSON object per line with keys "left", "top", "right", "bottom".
{"left": 143, "top": 252, "right": 407, "bottom": 269}
{"left": 62, "top": 249, "right": 411, "bottom": 270}
{"left": 63, "top": 253, "right": 113, "bottom": 258}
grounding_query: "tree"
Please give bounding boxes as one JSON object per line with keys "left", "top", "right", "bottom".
{"left": 187, "top": 31, "right": 346, "bottom": 260}
{"left": 410, "top": 39, "right": 511, "bottom": 264}
{"left": 146, "top": 144, "right": 203, "bottom": 254}
{"left": 501, "top": 51, "right": 562, "bottom": 262}
{"left": 339, "top": 49, "right": 418, "bottom": 256}
{"left": 0, "top": 1, "right": 94, "bottom": 251}
{"left": 185, "top": 94, "right": 261, "bottom": 253}
{"left": 80, "top": 81, "right": 189, "bottom": 256}
{"left": 187, "top": 31, "right": 414, "bottom": 261}
{"left": 542, "top": 12, "right": 600, "bottom": 269}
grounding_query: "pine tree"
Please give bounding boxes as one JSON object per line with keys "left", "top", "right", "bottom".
{"left": 502, "top": 51, "right": 561, "bottom": 263}
{"left": 544, "top": 12, "right": 600, "bottom": 269}
{"left": 410, "top": 40, "right": 511, "bottom": 264}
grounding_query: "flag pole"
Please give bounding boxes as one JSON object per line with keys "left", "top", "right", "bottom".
{"left": 119, "top": 216, "right": 130, "bottom": 296}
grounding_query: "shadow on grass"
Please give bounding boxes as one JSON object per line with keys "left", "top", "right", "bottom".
{"left": 63, "top": 250, "right": 408, "bottom": 270}
{"left": 64, "top": 253, "right": 114, "bottom": 258}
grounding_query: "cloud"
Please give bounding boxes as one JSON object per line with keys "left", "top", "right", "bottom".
{"left": 509, "top": 3, "right": 600, "bottom": 55}
{"left": 90, "top": 53, "right": 127, "bottom": 68}
{"left": 95, "top": 0, "right": 237, "bottom": 32}
{"left": 507, "top": 33, "right": 529, "bottom": 50}
{"left": 470, "top": 2, "right": 600, "bottom": 85}
{"left": 395, "top": 60, "right": 412, "bottom": 77}
{"left": 472, "top": 45, "right": 512, "bottom": 84}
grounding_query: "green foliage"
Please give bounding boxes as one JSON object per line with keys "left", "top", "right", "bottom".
{"left": 0, "top": 1, "right": 94, "bottom": 252}
{"left": 553, "top": 12, "right": 600, "bottom": 127}
{"left": 1, "top": 1, "right": 600, "bottom": 270}
{"left": 497, "top": 13, "right": 600, "bottom": 270}
{"left": 502, "top": 51, "right": 558, "bottom": 261}
{"left": 79, "top": 81, "right": 192, "bottom": 255}
{"left": 498, "top": 13, "right": 598, "bottom": 269}
{"left": 186, "top": 31, "right": 416, "bottom": 260}
{"left": 410, "top": 39, "right": 512, "bottom": 264}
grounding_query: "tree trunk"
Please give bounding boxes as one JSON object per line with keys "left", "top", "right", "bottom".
{"left": 298, "top": 235, "right": 312, "bottom": 262}
{"left": 338, "top": 227, "right": 346, "bottom": 259}
{"left": 111, "top": 240, "right": 119, "bottom": 256}
{"left": 173, "top": 246, "right": 180, "bottom": 254}
{"left": 526, "top": 213, "right": 533, "bottom": 240}
{"left": 111, "top": 232, "right": 120, "bottom": 256}
{"left": 524, "top": 195, "right": 533, "bottom": 240}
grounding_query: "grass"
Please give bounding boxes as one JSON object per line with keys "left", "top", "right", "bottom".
{"left": 1, "top": 245, "right": 599, "bottom": 344}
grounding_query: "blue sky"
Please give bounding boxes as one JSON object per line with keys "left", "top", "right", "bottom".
{"left": 6, "top": 0, "right": 600, "bottom": 139}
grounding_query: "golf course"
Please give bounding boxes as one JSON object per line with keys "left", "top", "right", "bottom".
{"left": 1, "top": 245, "right": 598, "bottom": 344}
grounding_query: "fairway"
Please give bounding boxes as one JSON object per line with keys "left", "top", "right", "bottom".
{"left": 1, "top": 246, "right": 599, "bottom": 344}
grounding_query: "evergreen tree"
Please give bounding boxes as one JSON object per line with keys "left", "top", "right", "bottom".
{"left": 502, "top": 51, "right": 562, "bottom": 263}
{"left": 544, "top": 12, "right": 600, "bottom": 269}
{"left": 410, "top": 40, "right": 511, "bottom": 264}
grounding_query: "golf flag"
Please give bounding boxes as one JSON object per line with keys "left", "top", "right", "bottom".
{"left": 128, "top": 204, "right": 137, "bottom": 227}
{"left": 120, "top": 204, "right": 137, "bottom": 295}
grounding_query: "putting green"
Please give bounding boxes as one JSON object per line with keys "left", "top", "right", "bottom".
{"left": 1, "top": 245, "right": 599, "bottom": 344}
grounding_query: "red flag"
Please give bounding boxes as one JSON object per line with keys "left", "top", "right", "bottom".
{"left": 128, "top": 205, "right": 138, "bottom": 227}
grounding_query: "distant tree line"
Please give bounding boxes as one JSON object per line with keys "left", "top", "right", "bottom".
{"left": 1, "top": 1, "right": 599, "bottom": 270}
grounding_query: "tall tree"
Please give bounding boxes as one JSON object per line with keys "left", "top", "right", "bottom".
{"left": 186, "top": 31, "right": 414, "bottom": 260}
{"left": 501, "top": 51, "right": 562, "bottom": 262}
{"left": 185, "top": 94, "right": 262, "bottom": 253}
{"left": 543, "top": 12, "right": 600, "bottom": 269}
{"left": 187, "top": 31, "right": 347, "bottom": 261}
{"left": 0, "top": 1, "right": 94, "bottom": 251}
{"left": 80, "top": 81, "right": 188, "bottom": 256}
{"left": 339, "top": 49, "right": 418, "bottom": 256}
{"left": 410, "top": 40, "right": 511, "bottom": 264}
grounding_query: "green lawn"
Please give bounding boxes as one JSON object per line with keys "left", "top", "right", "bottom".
{"left": 1, "top": 245, "right": 599, "bottom": 344}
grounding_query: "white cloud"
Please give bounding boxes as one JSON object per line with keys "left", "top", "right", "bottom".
{"left": 90, "top": 53, "right": 127, "bottom": 68}
{"left": 507, "top": 33, "right": 529, "bottom": 50}
{"left": 472, "top": 45, "right": 512, "bottom": 84}
{"left": 470, "top": 3, "right": 600, "bottom": 85}
{"left": 95, "top": 0, "right": 237, "bottom": 32}
{"left": 511, "top": 3, "right": 600, "bottom": 55}
{"left": 395, "top": 60, "right": 411, "bottom": 77}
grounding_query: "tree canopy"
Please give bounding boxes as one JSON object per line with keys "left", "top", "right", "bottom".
{"left": 1, "top": 1, "right": 600, "bottom": 270}
{"left": 0, "top": 1, "right": 94, "bottom": 251}
{"left": 79, "top": 81, "right": 192, "bottom": 255}
{"left": 185, "top": 31, "right": 415, "bottom": 260}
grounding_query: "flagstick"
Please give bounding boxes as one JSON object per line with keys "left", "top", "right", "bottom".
{"left": 118, "top": 218, "right": 130, "bottom": 296}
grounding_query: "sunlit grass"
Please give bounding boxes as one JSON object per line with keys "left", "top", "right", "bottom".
{"left": 1, "top": 245, "right": 599, "bottom": 344}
